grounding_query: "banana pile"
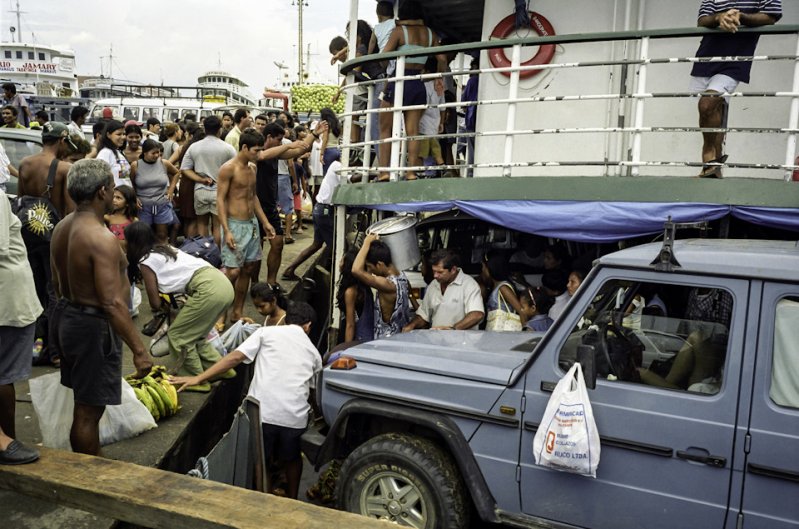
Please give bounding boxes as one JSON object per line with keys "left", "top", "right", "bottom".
{"left": 125, "top": 366, "right": 179, "bottom": 421}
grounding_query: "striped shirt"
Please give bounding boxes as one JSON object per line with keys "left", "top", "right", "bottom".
{"left": 692, "top": 0, "right": 783, "bottom": 83}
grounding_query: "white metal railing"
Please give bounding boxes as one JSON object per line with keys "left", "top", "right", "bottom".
{"left": 333, "top": 25, "right": 799, "bottom": 182}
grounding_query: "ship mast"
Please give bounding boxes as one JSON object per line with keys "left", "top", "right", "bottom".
{"left": 9, "top": 0, "right": 25, "bottom": 43}
{"left": 293, "top": 0, "right": 308, "bottom": 85}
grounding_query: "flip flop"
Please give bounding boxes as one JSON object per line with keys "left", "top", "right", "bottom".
{"left": 698, "top": 154, "right": 728, "bottom": 178}
{"left": 284, "top": 236, "right": 295, "bottom": 244}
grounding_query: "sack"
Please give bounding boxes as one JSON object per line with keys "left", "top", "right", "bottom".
{"left": 13, "top": 158, "right": 61, "bottom": 245}
{"left": 533, "top": 363, "right": 600, "bottom": 477}
{"left": 221, "top": 320, "right": 261, "bottom": 352}
{"left": 180, "top": 235, "right": 222, "bottom": 268}
{"left": 486, "top": 289, "right": 522, "bottom": 332}
{"left": 30, "top": 372, "right": 156, "bottom": 449}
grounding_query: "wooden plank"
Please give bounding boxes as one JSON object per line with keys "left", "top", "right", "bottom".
{"left": 0, "top": 447, "right": 388, "bottom": 529}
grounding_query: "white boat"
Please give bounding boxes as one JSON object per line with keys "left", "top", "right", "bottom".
{"left": 197, "top": 70, "right": 258, "bottom": 107}
{"left": 0, "top": 41, "right": 78, "bottom": 98}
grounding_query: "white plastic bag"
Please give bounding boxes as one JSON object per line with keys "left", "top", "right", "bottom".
{"left": 533, "top": 363, "right": 600, "bottom": 477}
{"left": 221, "top": 320, "right": 262, "bottom": 353}
{"left": 206, "top": 328, "right": 227, "bottom": 356}
{"left": 30, "top": 372, "right": 157, "bottom": 449}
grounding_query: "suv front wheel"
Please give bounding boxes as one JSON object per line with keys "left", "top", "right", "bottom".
{"left": 337, "top": 432, "right": 469, "bottom": 529}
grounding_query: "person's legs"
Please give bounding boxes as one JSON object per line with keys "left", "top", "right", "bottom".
{"left": 196, "top": 213, "right": 209, "bottom": 237}
{"left": 403, "top": 109, "right": 424, "bottom": 180}
{"left": 168, "top": 268, "right": 234, "bottom": 376}
{"left": 266, "top": 236, "right": 285, "bottom": 285}
{"left": 210, "top": 213, "right": 220, "bottom": 248}
{"left": 70, "top": 402, "right": 105, "bottom": 455}
{"left": 285, "top": 456, "right": 303, "bottom": 500}
{"left": 692, "top": 74, "right": 737, "bottom": 177}
{"left": 232, "top": 261, "right": 258, "bottom": 321}
{"left": 378, "top": 99, "right": 394, "bottom": 181}
{"left": 0, "top": 384, "right": 15, "bottom": 438}
{"left": 154, "top": 223, "right": 169, "bottom": 243}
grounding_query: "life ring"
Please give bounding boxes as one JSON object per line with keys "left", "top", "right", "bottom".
{"left": 488, "top": 12, "right": 556, "bottom": 79}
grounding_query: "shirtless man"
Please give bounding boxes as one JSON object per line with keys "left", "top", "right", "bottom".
{"left": 50, "top": 159, "right": 153, "bottom": 455}
{"left": 217, "top": 129, "right": 276, "bottom": 322}
{"left": 18, "top": 122, "right": 76, "bottom": 364}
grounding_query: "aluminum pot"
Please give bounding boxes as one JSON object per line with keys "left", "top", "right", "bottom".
{"left": 366, "top": 215, "right": 420, "bottom": 271}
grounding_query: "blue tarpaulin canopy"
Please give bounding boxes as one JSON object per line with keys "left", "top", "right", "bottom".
{"left": 368, "top": 200, "right": 799, "bottom": 243}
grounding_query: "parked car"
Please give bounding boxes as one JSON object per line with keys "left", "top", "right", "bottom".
{"left": 305, "top": 233, "right": 799, "bottom": 529}
{"left": 0, "top": 127, "right": 42, "bottom": 196}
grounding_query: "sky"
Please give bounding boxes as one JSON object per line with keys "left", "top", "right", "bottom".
{"left": 1, "top": 0, "right": 377, "bottom": 95}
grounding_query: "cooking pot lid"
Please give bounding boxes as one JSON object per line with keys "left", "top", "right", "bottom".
{"left": 367, "top": 215, "right": 418, "bottom": 235}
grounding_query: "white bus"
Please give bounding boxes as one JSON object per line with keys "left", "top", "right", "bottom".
{"left": 83, "top": 97, "right": 224, "bottom": 133}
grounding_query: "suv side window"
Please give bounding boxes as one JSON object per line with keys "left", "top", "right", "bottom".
{"left": 770, "top": 297, "right": 799, "bottom": 409}
{"left": 558, "top": 279, "right": 732, "bottom": 395}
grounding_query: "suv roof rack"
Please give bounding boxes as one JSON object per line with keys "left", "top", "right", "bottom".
{"left": 650, "top": 217, "right": 710, "bottom": 272}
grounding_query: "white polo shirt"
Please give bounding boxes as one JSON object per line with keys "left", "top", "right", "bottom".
{"left": 416, "top": 269, "right": 484, "bottom": 329}
{"left": 237, "top": 325, "right": 322, "bottom": 429}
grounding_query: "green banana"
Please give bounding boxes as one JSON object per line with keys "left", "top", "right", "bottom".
{"left": 145, "top": 385, "right": 166, "bottom": 418}
{"left": 135, "top": 386, "right": 158, "bottom": 420}
{"left": 160, "top": 379, "right": 179, "bottom": 413}
{"left": 144, "top": 376, "right": 173, "bottom": 417}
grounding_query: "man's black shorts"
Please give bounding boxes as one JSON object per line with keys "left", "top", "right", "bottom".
{"left": 258, "top": 206, "right": 284, "bottom": 238}
{"left": 55, "top": 301, "right": 122, "bottom": 406}
{"left": 262, "top": 423, "right": 305, "bottom": 462}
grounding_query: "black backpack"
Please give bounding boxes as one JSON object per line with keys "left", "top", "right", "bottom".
{"left": 179, "top": 235, "right": 222, "bottom": 268}
{"left": 13, "top": 158, "right": 61, "bottom": 246}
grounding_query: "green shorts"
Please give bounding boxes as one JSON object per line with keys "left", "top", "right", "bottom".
{"left": 221, "top": 217, "right": 262, "bottom": 268}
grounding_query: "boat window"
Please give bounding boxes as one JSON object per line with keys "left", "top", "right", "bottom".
{"left": 16, "top": 51, "right": 22, "bottom": 59}
{"left": 39, "top": 53, "right": 45, "bottom": 60}
{"left": 3, "top": 51, "right": 10, "bottom": 58}
{"left": 123, "top": 107, "right": 139, "bottom": 121}
{"left": 27, "top": 51, "right": 34, "bottom": 60}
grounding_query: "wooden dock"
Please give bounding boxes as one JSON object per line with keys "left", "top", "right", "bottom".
{"left": 0, "top": 447, "right": 388, "bottom": 529}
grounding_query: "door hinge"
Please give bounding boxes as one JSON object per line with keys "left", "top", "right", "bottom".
{"left": 520, "top": 395, "right": 526, "bottom": 413}
{"left": 744, "top": 433, "right": 751, "bottom": 454}
{"left": 736, "top": 512, "right": 744, "bottom": 529}
{"left": 515, "top": 465, "right": 521, "bottom": 483}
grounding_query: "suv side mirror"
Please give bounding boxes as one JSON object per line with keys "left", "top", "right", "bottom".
{"left": 577, "top": 344, "right": 597, "bottom": 390}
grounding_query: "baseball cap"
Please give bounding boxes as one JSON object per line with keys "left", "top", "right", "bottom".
{"left": 42, "top": 122, "right": 78, "bottom": 150}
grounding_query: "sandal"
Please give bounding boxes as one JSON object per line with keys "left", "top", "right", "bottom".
{"left": 698, "top": 154, "right": 728, "bottom": 179}
{"left": 284, "top": 236, "right": 295, "bottom": 244}
{"left": 281, "top": 271, "right": 300, "bottom": 281}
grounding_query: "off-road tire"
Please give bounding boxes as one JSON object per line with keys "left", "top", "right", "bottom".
{"left": 337, "top": 432, "right": 469, "bottom": 529}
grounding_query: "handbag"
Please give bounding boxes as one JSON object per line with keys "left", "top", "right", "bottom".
{"left": 13, "top": 158, "right": 61, "bottom": 246}
{"left": 533, "top": 362, "right": 601, "bottom": 478}
{"left": 486, "top": 287, "right": 522, "bottom": 331}
{"left": 149, "top": 311, "right": 172, "bottom": 357}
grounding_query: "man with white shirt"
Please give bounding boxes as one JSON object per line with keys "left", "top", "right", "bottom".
{"left": 180, "top": 116, "right": 236, "bottom": 246}
{"left": 403, "top": 248, "right": 484, "bottom": 332}
{"left": 68, "top": 106, "right": 89, "bottom": 138}
{"left": 171, "top": 302, "right": 321, "bottom": 499}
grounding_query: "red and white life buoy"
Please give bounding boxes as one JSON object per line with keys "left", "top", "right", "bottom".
{"left": 488, "top": 12, "right": 556, "bottom": 79}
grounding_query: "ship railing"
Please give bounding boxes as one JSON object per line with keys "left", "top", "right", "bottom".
{"left": 335, "top": 24, "right": 799, "bottom": 182}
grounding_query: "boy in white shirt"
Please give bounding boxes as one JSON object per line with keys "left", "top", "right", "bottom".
{"left": 171, "top": 302, "right": 322, "bottom": 499}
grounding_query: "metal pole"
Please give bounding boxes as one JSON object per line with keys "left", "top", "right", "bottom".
{"left": 455, "top": 52, "right": 465, "bottom": 175}
{"left": 363, "top": 84, "right": 374, "bottom": 175}
{"left": 784, "top": 33, "right": 799, "bottom": 181}
{"left": 503, "top": 44, "right": 522, "bottom": 177}
{"left": 298, "top": 0, "right": 304, "bottom": 85}
{"left": 631, "top": 36, "right": 649, "bottom": 177}
{"left": 390, "top": 56, "right": 406, "bottom": 181}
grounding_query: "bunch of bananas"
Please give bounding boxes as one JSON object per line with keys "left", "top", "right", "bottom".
{"left": 125, "top": 365, "right": 179, "bottom": 421}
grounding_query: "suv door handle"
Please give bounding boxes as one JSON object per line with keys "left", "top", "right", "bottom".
{"left": 676, "top": 450, "right": 726, "bottom": 468}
